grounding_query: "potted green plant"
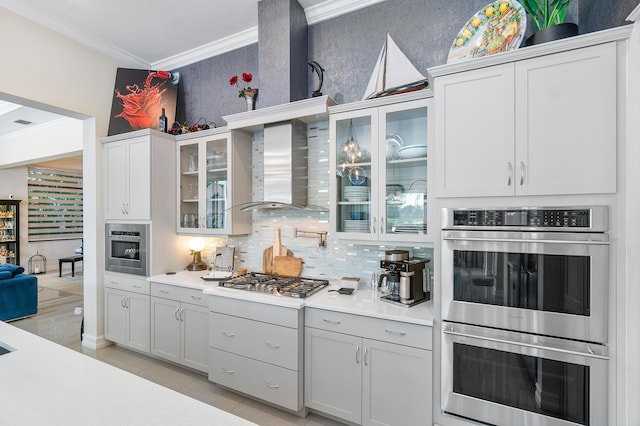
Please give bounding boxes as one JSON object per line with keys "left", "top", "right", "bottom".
{"left": 520, "top": 0, "right": 578, "bottom": 46}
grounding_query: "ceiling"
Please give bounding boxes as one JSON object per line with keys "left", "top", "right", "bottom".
{"left": 0, "top": 0, "right": 382, "bottom": 139}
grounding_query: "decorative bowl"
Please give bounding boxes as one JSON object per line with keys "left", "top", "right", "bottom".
{"left": 397, "top": 144, "right": 427, "bottom": 159}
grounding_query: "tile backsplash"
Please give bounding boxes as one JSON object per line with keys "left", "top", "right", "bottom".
{"left": 204, "top": 121, "right": 432, "bottom": 283}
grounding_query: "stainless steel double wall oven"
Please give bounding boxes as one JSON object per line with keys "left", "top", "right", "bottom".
{"left": 441, "top": 207, "right": 610, "bottom": 426}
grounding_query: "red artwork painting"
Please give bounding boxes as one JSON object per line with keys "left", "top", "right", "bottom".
{"left": 108, "top": 68, "right": 179, "bottom": 136}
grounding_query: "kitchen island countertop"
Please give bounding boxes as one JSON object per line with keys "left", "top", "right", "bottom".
{"left": 148, "top": 271, "right": 434, "bottom": 326}
{"left": 0, "top": 321, "right": 256, "bottom": 426}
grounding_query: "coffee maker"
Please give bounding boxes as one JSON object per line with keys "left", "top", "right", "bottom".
{"left": 378, "top": 250, "right": 430, "bottom": 307}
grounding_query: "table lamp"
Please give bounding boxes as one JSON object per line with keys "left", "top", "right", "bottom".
{"left": 186, "top": 237, "right": 207, "bottom": 271}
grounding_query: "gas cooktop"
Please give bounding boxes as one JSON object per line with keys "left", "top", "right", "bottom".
{"left": 218, "top": 272, "right": 329, "bottom": 298}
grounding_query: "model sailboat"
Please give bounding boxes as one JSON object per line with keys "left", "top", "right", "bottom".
{"left": 362, "top": 33, "right": 428, "bottom": 100}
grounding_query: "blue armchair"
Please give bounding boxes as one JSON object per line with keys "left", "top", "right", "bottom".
{"left": 0, "top": 264, "right": 38, "bottom": 321}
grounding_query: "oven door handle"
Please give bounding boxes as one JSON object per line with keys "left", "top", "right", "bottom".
{"left": 443, "top": 324, "right": 609, "bottom": 360}
{"left": 442, "top": 235, "right": 609, "bottom": 245}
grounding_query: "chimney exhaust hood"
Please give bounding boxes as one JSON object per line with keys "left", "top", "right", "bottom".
{"left": 223, "top": 96, "right": 335, "bottom": 211}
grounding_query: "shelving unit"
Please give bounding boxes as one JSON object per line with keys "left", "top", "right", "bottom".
{"left": 0, "top": 199, "right": 20, "bottom": 265}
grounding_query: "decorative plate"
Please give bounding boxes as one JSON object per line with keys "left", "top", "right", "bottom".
{"left": 447, "top": 0, "right": 527, "bottom": 64}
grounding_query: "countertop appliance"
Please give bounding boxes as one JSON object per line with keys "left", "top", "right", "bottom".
{"left": 440, "top": 206, "right": 609, "bottom": 426}
{"left": 105, "top": 223, "right": 149, "bottom": 276}
{"left": 218, "top": 272, "right": 329, "bottom": 298}
{"left": 379, "top": 257, "right": 431, "bottom": 307}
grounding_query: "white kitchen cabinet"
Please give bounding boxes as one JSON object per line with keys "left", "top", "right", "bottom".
{"left": 434, "top": 42, "right": 617, "bottom": 198}
{"left": 176, "top": 127, "right": 252, "bottom": 235}
{"left": 329, "top": 91, "right": 433, "bottom": 244}
{"left": 208, "top": 296, "right": 304, "bottom": 412}
{"left": 150, "top": 282, "right": 209, "bottom": 372}
{"left": 103, "top": 129, "right": 176, "bottom": 220}
{"left": 305, "top": 308, "right": 432, "bottom": 426}
{"left": 104, "top": 273, "right": 150, "bottom": 353}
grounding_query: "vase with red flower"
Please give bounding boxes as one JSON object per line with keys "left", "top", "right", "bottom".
{"left": 229, "top": 72, "right": 258, "bottom": 111}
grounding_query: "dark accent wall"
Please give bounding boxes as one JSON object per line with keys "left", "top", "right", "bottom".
{"left": 173, "top": 44, "right": 258, "bottom": 128}
{"left": 174, "top": 0, "right": 636, "bottom": 127}
{"left": 579, "top": 0, "right": 638, "bottom": 33}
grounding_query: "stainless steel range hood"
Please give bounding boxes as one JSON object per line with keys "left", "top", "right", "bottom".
{"left": 247, "top": 120, "right": 308, "bottom": 210}
{"left": 223, "top": 96, "right": 335, "bottom": 211}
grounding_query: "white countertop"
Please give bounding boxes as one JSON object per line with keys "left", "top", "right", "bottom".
{"left": 0, "top": 321, "right": 256, "bottom": 426}
{"left": 306, "top": 283, "right": 434, "bottom": 326}
{"left": 148, "top": 271, "right": 434, "bottom": 326}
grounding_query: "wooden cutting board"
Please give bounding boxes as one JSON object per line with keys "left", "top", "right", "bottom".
{"left": 273, "top": 256, "right": 303, "bottom": 277}
{"left": 263, "top": 228, "right": 293, "bottom": 273}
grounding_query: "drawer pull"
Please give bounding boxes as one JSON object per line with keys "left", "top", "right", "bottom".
{"left": 221, "top": 331, "right": 235, "bottom": 337}
{"left": 265, "top": 381, "right": 280, "bottom": 389}
{"left": 190, "top": 295, "right": 202, "bottom": 300}
{"left": 323, "top": 318, "right": 341, "bottom": 325}
{"left": 133, "top": 285, "right": 142, "bottom": 289}
{"left": 384, "top": 329, "right": 407, "bottom": 337}
{"left": 160, "top": 289, "right": 170, "bottom": 294}
{"left": 222, "top": 368, "right": 235, "bottom": 374}
{"left": 265, "top": 342, "right": 281, "bottom": 349}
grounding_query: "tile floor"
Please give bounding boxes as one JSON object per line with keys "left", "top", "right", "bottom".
{"left": 10, "top": 273, "right": 345, "bottom": 426}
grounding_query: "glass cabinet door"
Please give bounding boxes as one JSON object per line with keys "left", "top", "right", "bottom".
{"left": 179, "top": 142, "right": 200, "bottom": 230}
{"left": 0, "top": 202, "right": 18, "bottom": 265}
{"left": 334, "top": 112, "right": 376, "bottom": 237}
{"left": 205, "top": 138, "right": 228, "bottom": 231}
{"left": 381, "top": 103, "right": 428, "bottom": 238}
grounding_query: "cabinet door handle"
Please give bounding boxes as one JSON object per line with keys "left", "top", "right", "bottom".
{"left": 519, "top": 161, "right": 525, "bottom": 186}
{"left": 125, "top": 296, "right": 130, "bottom": 309}
{"left": 384, "top": 329, "right": 407, "bottom": 337}
{"left": 222, "top": 331, "right": 235, "bottom": 337}
{"left": 364, "top": 347, "right": 369, "bottom": 366}
{"left": 322, "top": 318, "right": 341, "bottom": 325}
{"left": 265, "top": 381, "right": 280, "bottom": 389}
{"left": 507, "top": 162, "right": 513, "bottom": 186}
{"left": 121, "top": 296, "right": 126, "bottom": 308}
{"left": 175, "top": 307, "right": 181, "bottom": 321}
{"left": 222, "top": 367, "right": 235, "bottom": 374}
{"left": 356, "top": 345, "right": 360, "bottom": 364}
{"left": 265, "top": 342, "right": 281, "bottom": 349}
{"left": 372, "top": 217, "right": 377, "bottom": 234}
{"left": 380, "top": 217, "right": 384, "bottom": 234}
{"left": 180, "top": 307, "right": 184, "bottom": 321}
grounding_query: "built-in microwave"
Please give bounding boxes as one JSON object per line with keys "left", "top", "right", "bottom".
{"left": 105, "top": 223, "right": 149, "bottom": 276}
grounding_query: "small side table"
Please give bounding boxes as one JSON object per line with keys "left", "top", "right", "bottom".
{"left": 59, "top": 255, "right": 83, "bottom": 277}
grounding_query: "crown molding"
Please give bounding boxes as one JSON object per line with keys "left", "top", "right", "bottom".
{"left": 152, "top": 27, "right": 259, "bottom": 71}
{"left": 304, "top": 0, "right": 385, "bottom": 25}
{"left": 0, "top": 0, "right": 149, "bottom": 68}
{"left": 628, "top": 3, "right": 640, "bottom": 22}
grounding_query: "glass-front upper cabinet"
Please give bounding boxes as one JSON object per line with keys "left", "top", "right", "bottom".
{"left": 330, "top": 93, "right": 432, "bottom": 243}
{"left": 176, "top": 128, "right": 252, "bottom": 236}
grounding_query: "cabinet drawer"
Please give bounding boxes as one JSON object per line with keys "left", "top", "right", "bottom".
{"left": 209, "top": 348, "right": 300, "bottom": 411}
{"left": 210, "top": 313, "right": 299, "bottom": 370}
{"left": 305, "top": 308, "right": 432, "bottom": 350}
{"left": 210, "top": 295, "right": 301, "bottom": 328}
{"left": 104, "top": 273, "right": 149, "bottom": 294}
{"left": 151, "top": 282, "right": 207, "bottom": 307}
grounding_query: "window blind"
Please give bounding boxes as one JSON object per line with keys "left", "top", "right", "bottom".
{"left": 27, "top": 167, "right": 83, "bottom": 241}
